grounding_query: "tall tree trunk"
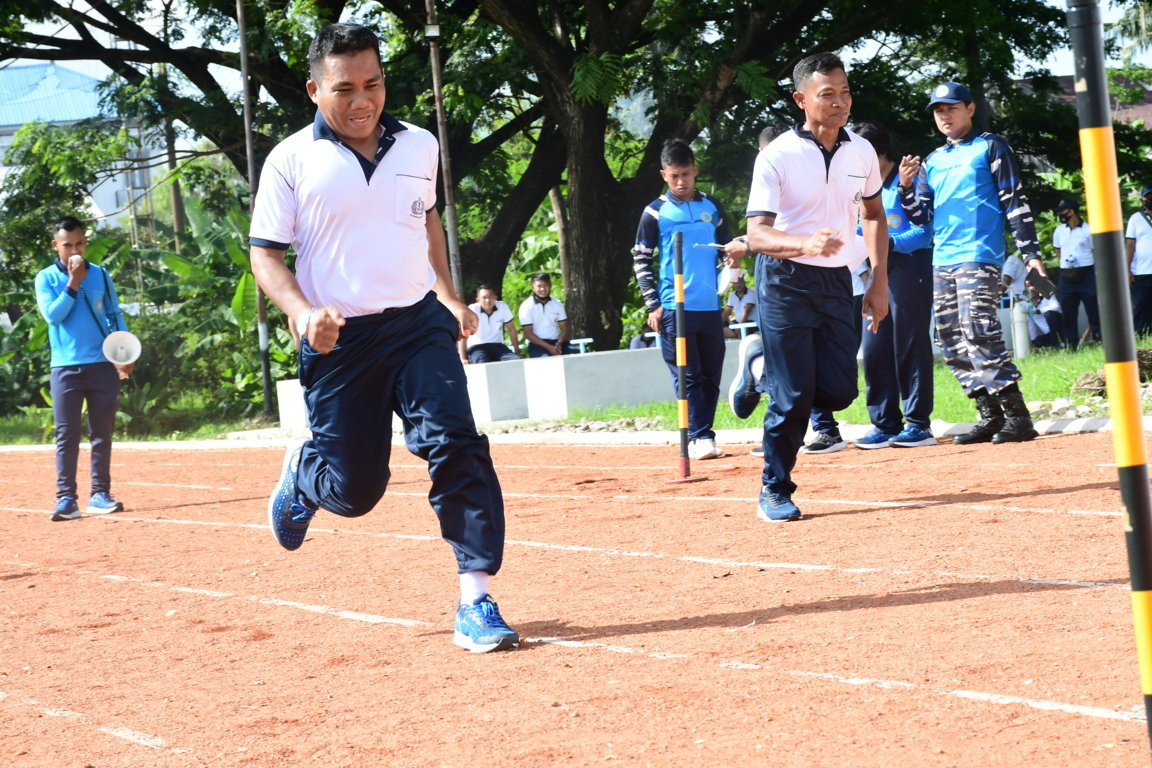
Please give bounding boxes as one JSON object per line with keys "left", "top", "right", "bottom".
{"left": 549, "top": 185, "right": 569, "bottom": 290}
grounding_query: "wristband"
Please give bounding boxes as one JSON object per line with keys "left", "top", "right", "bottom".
{"left": 296, "top": 306, "right": 316, "bottom": 339}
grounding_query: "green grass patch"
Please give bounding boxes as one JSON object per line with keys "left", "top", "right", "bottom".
{"left": 569, "top": 343, "right": 1112, "bottom": 430}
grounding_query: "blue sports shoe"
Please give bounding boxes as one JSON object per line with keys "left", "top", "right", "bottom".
{"left": 890, "top": 426, "right": 938, "bottom": 448}
{"left": 728, "top": 334, "right": 763, "bottom": 419}
{"left": 854, "top": 428, "right": 899, "bottom": 450}
{"left": 757, "top": 486, "right": 801, "bottom": 522}
{"left": 454, "top": 594, "right": 520, "bottom": 653}
{"left": 87, "top": 492, "right": 124, "bottom": 515}
{"left": 51, "top": 496, "right": 82, "bottom": 522}
{"left": 268, "top": 439, "right": 318, "bottom": 551}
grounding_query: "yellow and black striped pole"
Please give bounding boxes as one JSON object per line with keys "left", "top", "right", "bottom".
{"left": 1067, "top": 0, "right": 1152, "bottom": 744}
{"left": 668, "top": 231, "right": 705, "bottom": 484}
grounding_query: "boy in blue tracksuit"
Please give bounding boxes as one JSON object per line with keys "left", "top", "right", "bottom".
{"left": 34, "top": 216, "right": 133, "bottom": 521}
{"left": 632, "top": 139, "right": 732, "bottom": 460}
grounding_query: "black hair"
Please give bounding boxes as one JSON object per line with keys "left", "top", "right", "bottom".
{"left": 476, "top": 282, "right": 500, "bottom": 296}
{"left": 853, "top": 120, "right": 894, "bottom": 161}
{"left": 309, "top": 23, "right": 382, "bottom": 81}
{"left": 53, "top": 216, "right": 84, "bottom": 235}
{"left": 660, "top": 139, "right": 695, "bottom": 169}
{"left": 793, "top": 52, "right": 845, "bottom": 91}
{"left": 757, "top": 124, "right": 787, "bottom": 150}
{"left": 530, "top": 272, "right": 551, "bottom": 283}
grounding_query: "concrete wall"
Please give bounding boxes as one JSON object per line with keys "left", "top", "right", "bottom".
{"left": 277, "top": 339, "right": 747, "bottom": 430}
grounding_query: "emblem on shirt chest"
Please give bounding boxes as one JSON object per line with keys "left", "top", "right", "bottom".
{"left": 410, "top": 198, "right": 425, "bottom": 218}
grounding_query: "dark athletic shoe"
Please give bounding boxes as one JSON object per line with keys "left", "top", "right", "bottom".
{"left": 728, "top": 334, "right": 763, "bottom": 419}
{"left": 268, "top": 439, "right": 318, "bottom": 551}
{"left": 52, "top": 497, "right": 82, "bottom": 521}
{"left": 757, "top": 487, "right": 802, "bottom": 522}
{"left": 799, "top": 432, "right": 847, "bottom": 454}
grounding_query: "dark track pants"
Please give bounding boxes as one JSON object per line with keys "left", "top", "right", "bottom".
{"left": 658, "top": 308, "right": 725, "bottom": 442}
{"left": 295, "top": 292, "right": 505, "bottom": 575}
{"left": 51, "top": 362, "right": 120, "bottom": 500}
{"left": 862, "top": 248, "right": 935, "bottom": 433}
{"left": 1058, "top": 270, "right": 1100, "bottom": 345}
{"left": 756, "top": 258, "right": 858, "bottom": 494}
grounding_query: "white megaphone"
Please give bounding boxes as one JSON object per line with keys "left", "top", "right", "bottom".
{"left": 102, "top": 331, "right": 141, "bottom": 365}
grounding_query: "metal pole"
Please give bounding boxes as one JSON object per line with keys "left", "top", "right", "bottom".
{"left": 237, "top": 0, "right": 274, "bottom": 416}
{"left": 424, "top": 0, "right": 463, "bottom": 296}
{"left": 1066, "top": 0, "right": 1152, "bottom": 750}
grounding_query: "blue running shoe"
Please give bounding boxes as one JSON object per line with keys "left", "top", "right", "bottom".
{"left": 757, "top": 487, "right": 801, "bottom": 522}
{"left": 268, "top": 439, "right": 317, "bottom": 551}
{"left": 87, "top": 492, "right": 124, "bottom": 515}
{"left": 890, "top": 426, "right": 938, "bottom": 448}
{"left": 728, "top": 334, "right": 763, "bottom": 419}
{"left": 854, "top": 428, "right": 899, "bottom": 450}
{"left": 51, "top": 496, "right": 81, "bottom": 522}
{"left": 454, "top": 594, "right": 520, "bottom": 653}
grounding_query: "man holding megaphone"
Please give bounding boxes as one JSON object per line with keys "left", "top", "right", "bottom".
{"left": 34, "top": 216, "right": 133, "bottom": 521}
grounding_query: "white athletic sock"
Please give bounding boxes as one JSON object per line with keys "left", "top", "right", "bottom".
{"left": 459, "top": 571, "right": 491, "bottom": 605}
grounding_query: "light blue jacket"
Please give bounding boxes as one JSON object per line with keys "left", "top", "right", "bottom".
{"left": 35, "top": 260, "right": 127, "bottom": 367}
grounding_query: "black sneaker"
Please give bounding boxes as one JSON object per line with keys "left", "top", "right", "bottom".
{"left": 799, "top": 432, "right": 847, "bottom": 454}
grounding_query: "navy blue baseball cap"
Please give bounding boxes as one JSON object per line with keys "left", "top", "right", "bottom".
{"left": 927, "top": 81, "right": 973, "bottom": 109}
{"left": 1142, "top": 185, "right": 1152, "bottom": 198}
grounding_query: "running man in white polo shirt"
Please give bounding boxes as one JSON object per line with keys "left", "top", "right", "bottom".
{"left": 249, "top": 23, "right": 518, "bottom": 653}
{"left": 739, "top": 52, "right": 888, "bottom": 522}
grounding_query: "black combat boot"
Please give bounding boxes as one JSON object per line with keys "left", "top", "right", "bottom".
{"left": 992, "top": 383, "right": 1038, "bottom": 443}
{"left": 953, "top": 389, "right": 1005, "bottom": 445}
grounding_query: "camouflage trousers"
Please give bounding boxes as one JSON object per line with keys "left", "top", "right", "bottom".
{"left": 933, "top": 262, "right": 1021, "bottom": 396}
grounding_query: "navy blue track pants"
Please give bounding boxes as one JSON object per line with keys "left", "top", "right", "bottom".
{"left": 295, "top": 292, "right": 505, "bottom": 575}
{"left": 51, "top": 361, "right": 120, "bottom": 500}
{"left": 862, "top": 248, "right": 935, "bottom": 433}
{"left": 756, "top": 258, "right": 858, "bottom": 494}
{"left": 657, "top": 308, "right": 725, "bottom": 442}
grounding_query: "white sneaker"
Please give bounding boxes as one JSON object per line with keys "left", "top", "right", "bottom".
{"left": 688, "top": 438, "right": 724, "bottom": 460}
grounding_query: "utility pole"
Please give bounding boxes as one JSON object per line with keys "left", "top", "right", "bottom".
{"left": 424, "top": 0, "right": 464, "bottom": 296}
{"left": 237, "top": 0, "right": 275, "bottom": 417}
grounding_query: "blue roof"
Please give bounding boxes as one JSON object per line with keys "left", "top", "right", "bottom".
{"left": 0, "top": 62, "right": 107, "bottom": 128}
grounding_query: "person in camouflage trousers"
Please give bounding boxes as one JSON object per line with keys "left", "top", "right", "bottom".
{"left": 898, "top": 81, "right": 1051, "bottom": 445}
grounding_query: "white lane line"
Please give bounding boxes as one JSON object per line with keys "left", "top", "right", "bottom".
{"left": 0, "top": 691, "right": 190, "bottom": 753}
{"left": 387, "top": 490, "right": 1125, "bottom": 519}
{"left": 63, "top": 572, "right": 1145, "bottom": 726}
{"left": 99, "top": 515, "right": 1128, "bottom": 590}
{"left": 98, "top": 573, "right": 432, "bottom": 627}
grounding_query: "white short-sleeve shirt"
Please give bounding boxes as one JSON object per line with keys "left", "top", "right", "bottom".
{"left": 518, "top": 296, "right": 567, "bottom": 339}
{"left": 726, "top": 290, "right": 756, "bottom": 322}
{"left": 1002, "top": 254, "right": 1028, "bottom": 298}
{"left": 1052, "top": 222, "right": 1094, "bottom": 268}
{"left": 1126, "top": 212, "right": 1152, "bottom": 275}
{"left": 249, "top": 112, "right": 438, "bottom": 317}
{"left": 746, "top": 126, "right": 882, "bottom": 269}
{"left": 467, "top": 300, "right": 514, "bottom": 348}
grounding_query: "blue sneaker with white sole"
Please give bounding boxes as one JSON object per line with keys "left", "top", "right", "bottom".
{"left": 728, "top": 334, "right": 763, "bottom": 419}
{"left": 51, "top": 496, "right": 82, "bottom": 521}
{"left": 889, "top": 426, "right": 938, "bottom": 448}
{"left": 268, "top": 439, "right": 318, "bottom": 551}
{"left": 854, "top": 428, "right": 899, "bottom": 450}
{"left": 87, "top": 492, "right": 124, "bottom": 514}
{"left": 757, "top": 486, "right": 801, "bottom": 522}
{"left": 454, "top": 594, "right": 520, "bottom": 653}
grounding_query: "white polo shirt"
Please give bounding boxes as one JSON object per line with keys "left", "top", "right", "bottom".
{"left": 726, "top": 290, "right": 756, "bottom": 322}
{"left": 1126, "top": 212, "right": 1152, "bottom": 275}
{"left": 518, "top": 296, "right": 567, "bottom": 339}
{"left": 467, "top": 300, "right": 514, "bottom": 348}
{"left": 250, "top": 111, "right": 438, "bottom": 317}
{"left": 1052, "top": 222, "right": 1094, "bottom": 268}
{"left": 746, "top": 126, "right": 881, "bottom": 269}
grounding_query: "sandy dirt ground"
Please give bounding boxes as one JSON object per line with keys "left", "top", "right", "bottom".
{"left": 0, "top": 431, "right": 1148, "bottom": 767}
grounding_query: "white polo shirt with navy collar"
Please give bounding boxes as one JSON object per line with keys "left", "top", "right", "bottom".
{"left": 518, "top": 295, "right": 567, "bottom": 339}
{"left": 467, "top": 300, "right": 515, "bottom": 348}
{"left": 250, "top": 110, "right": 438, "bottom": 318}
{"left": 1053, "top": 221, "right": 1094, "bottom": 268}
{"left": 746, "top": 125, "right": 881, "bottom": 269}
